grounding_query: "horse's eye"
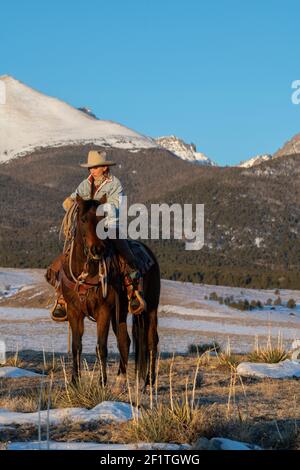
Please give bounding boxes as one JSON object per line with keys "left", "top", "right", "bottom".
{"left": 81, "top": 216, "right": 88, "bottom": 223}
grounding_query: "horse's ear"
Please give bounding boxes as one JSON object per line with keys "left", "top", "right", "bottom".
{"left": 99, "top": 193, "right": 107, "bottom": 204}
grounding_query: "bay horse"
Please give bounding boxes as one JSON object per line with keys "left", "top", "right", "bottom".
{"left": 54, "top": 195, "right": 160, "bottom": 386}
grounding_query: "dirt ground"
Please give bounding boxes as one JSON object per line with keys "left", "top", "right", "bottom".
{"left": 0, "top": 350, "right": 299, "bottom": 450}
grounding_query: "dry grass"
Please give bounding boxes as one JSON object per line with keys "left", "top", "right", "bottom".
{"left": 123, "top": 402, "right": 228, "bottom": 444}
{"left": 40, "top": 358, "right": 126, "bottom": 410}
{"left": 0, "top": 380, "right": 62, "bottom": 412}
{"left": 3, "top": 347, "right": 25, "bottom": 369}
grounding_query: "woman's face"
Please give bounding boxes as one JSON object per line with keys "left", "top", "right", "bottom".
{"left": 89, "top": 165, "right": 108, "bottom": 178}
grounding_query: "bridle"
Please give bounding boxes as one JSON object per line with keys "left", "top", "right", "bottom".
{"left": 65, "top": 206, "right": 108, "bottom": 299}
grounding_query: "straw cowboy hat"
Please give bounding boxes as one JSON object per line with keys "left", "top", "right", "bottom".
{"left": 80, "top": 150, "right": 116, "bottom": 168}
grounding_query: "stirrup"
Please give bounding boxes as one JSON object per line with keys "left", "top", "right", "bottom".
{"left": 50, "top": 298, "right": 68, "bottom": 322}
{"left": 124, "top": 271, "right": 146, "bottom": 315}
{"left": 128, "top": 291, "right": 147, "bottom": 315}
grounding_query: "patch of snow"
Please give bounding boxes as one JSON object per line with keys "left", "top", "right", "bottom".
{"left": 162, "top": 279, "right": 300, "bottom": 312}
{"left": 26, "top": 291, "right": 45, "bottom": 300}
{"left": 292, "top": 339, "right": 300, "bottom": 350}
{"left": 0, "top": 401, "right": 133, "bottom": 427}
{"left": 291, "top": 339, "right": 300, "bottom": 360}
{"left": 0, "top": 306, "right": 49, "bottom": 321}
{"left": 0, "top": 340, "right": 5, "bottom": 364}
{"left": 0, "top": 270, "right": 35, "bottom": 299}
{"left": 0, "top": 367, "right": 43, "bottom": 378}
{"left": 254, "top": 237, "right": 264, "bottom": 248}
{"left": 0, "top": 305, "right": 120, "bottom": 354}
{"left": 8, "top": 441, "right": 191, "bottom": 450}
{"left": 237, "top": 359, "right": 300, "bottom": 379}
{"left": 210, "top": 437, "right": 261, "bottom": 450}
{"left": 159, "top": 304, "right": 233, "bottom": 319}
{"left": 159, "top": 316, "right": 299, "bottom": 342}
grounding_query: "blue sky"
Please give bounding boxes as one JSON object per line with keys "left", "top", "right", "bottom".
{"left": 1, "top": 0, "right": 300, "bottom": 165}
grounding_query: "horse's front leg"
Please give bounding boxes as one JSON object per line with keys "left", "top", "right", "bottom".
{"left": 96, "top": 303, "right": 111, "bottom": 386}
{"left": 68, "top": 311, "right": 84, "bottom": 385}
{"left": 111, "top": 304, "right": 130, "bottom": 379}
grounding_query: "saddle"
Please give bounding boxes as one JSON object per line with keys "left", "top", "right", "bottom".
{"left": 114, "top": 240, "right": 155, "bottom": 277}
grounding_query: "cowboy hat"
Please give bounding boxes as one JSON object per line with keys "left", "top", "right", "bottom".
{"left": 80, "top": 150, "right": 116, "bottom": 168}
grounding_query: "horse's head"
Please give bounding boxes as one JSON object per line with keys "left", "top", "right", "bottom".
{"left": 76, "top": 194, "right": 107, "bottom": 260}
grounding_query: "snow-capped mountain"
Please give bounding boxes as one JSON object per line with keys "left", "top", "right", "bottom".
{"left": 155, "top": 135, "right": 217, "bottom": 166}
{"left": 0, "top": 75, "right": 157, "bottom": 164}
{"left": 239, "top": 154, "right": 272, "bottom": 168}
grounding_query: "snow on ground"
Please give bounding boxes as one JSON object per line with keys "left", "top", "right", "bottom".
{"left": 0, "top": 76, "right": 156, "bottom": 164}
{"left": 0, "top": 269, "right": 300, "bottom": 354}
{"left": 0, "top": 306, "right": 119, "bottom": 353}
{"left": 0, "top": 401, "right": 133, "bottom": 427}
{"left": 196, "top": 437, "right": 261, "bottom": 450}
{"left": 0, "top": 367, "right": 43, "bottom": 378}
{"left": 237, "top": 360, "right": 300, "bottom": 379}
{"left": 161, "top": 279, "right": 300, "bottom": 307}
{"left": 8, "top": 441, "right": 191, "bottom": 450}
{"left": 8, "top": 438, "right": 260, "bottom": 451}
{"left": 0, "top": 270, "right": 36, "bottom": 300}
{"left": 1, "top": 303, "right": 299, "bottom": 354}
{"left": 158, "top": 315, "right": 300, "bottom": 341}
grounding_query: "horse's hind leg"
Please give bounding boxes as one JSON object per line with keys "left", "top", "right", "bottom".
{"left": 69, "top": 312, "right": 84, "bottom": 385}
{"left": 145, "top": 308, "right": 159, "bottom": 387}
{"left": 96, "top": 304, "right": 111, "bottom": 386}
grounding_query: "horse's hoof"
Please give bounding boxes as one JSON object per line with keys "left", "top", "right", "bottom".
{"left": 71, "top": 376, "right": 80, "bottom": 387}
{"left": 141, "top": 380, "right": 155, "bottom": 394}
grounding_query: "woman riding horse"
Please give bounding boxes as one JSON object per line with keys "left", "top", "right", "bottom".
{"left": 49, "top": 149, "right": 146, "bottom": 320}
{"left": 45, "top": 151, "right": 160, "bottom": 385}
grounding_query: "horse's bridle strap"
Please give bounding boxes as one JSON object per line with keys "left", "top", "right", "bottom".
{"left": 60, "top": 266, "right": 100, "bottom": 295}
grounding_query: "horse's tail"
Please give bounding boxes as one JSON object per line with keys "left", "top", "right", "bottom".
{"left": 132, "top": 313, "right": 148, "bottom": 382}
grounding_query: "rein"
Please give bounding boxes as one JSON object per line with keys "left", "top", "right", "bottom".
{"left": 63, "top": 237, "right": 108, "bottom": 298}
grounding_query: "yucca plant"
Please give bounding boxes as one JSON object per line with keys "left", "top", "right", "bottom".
{"left": 216, "top": 338, "right": 240, "bottom": 369}
{"left": 248, "top": 334, "right": 290, "bottom": 363}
